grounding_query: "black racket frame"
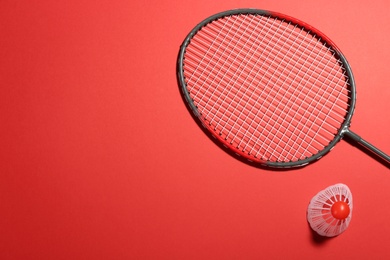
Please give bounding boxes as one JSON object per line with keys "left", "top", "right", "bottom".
{"left": 177, "top": 9, "right": 390, "bottom": 168}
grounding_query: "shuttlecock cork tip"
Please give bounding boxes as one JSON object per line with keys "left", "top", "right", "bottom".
{"left": 331, "top": 201, "right": 350, "bottom": 220}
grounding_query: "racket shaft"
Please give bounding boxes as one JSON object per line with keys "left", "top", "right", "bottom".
{"left": 344, "top": 130, "right": 390, "bottom": 164}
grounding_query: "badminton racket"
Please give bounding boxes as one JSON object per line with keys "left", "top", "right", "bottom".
{"left": 177, "top": 9, "right": 390, "bottom": 168}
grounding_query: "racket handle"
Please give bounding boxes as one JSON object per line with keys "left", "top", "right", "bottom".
{"left": 344, "top": 130, "right": 390, "bottom": 164}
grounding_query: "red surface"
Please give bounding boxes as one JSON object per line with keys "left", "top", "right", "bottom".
{"left": 1, "top": 0, "right": 389, "bottom": 259}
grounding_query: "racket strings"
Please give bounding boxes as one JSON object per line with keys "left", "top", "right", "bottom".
{"left": 194, "top": 41, "right": 344, "bottom": 156}
{"left": 188, "top": 15, "right": 351, "bottom": 102}
{"left": 187, "top": 15, "right": 248, "bottom": 100}
{"left": 182, "top": 14, "right": 351, "bottom": 162}
{"left": 276, "top": 48, "right": 349, "bottom": 160}
{"left": 229, "top": 17, "right": 345, "bottom": 160}
{"left": 186, "top": 25, "right": 348, "bottom": 122}
{"left": 191, "top": 17, "right": 350, "bottom": 101}
{"left": 232, "top": 18, "right": 327, "bottom": 160}
{"left": 208, "top": 15, "right": 285, "bottom": 138}
{"left": 186, "top": 19, "right": 350, "bottom": 123}
{"left": 186, "top": 40, "right": 349, "bottom": 135}
{"left": 184, "top": 15, "right": 348, "bottom": 160}
{"left": 202, "top": 15, "right": 264, "bottom": 127}
{"left": 186, "top": 47, "right": 347, "bottom": 135}
{"left": 185, "top": 51, "right": 348, "bottom": 132}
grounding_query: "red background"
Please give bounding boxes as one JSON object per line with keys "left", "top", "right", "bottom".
{"left": 1, "top": 0, "right": 389, "bottom": 259}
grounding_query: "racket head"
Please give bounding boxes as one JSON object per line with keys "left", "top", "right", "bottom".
{"left": 178, "top": 9, "right": 356, "bottom": 168}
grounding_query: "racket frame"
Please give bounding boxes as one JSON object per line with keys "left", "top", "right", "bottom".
{"left": 178, "top": 9, "right": 356, "bottom": 168}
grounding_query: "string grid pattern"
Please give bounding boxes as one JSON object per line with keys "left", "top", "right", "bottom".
{"left": 182, "top": 14, "right": 351, "bottom": 163}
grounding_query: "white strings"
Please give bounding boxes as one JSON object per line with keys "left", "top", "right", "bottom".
{"left": 183, "top": 14, "right": 351, "bottom": 162}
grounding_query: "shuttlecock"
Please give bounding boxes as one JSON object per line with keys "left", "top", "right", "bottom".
{"left": 307, "top": 183, "right": 353, "bottom": 237}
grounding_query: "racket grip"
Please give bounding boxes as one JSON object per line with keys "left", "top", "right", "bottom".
{"left": 344, "top": 130, "right": 390, "bottom": 164}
